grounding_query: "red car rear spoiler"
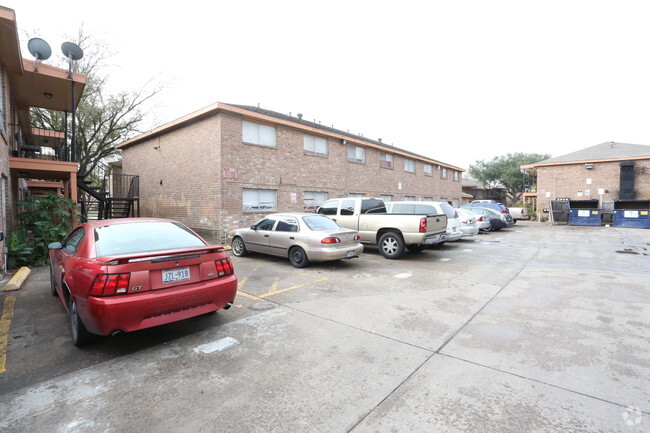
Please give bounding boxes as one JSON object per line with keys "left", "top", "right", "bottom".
{"left": 96, "top": 245, "right": 226, "bottom": 264}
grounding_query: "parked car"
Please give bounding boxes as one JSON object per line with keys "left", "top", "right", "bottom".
{"left": 49, "top": 218, "right": 238, "bottom": 346}
{"left": 469, "top": 206, "right": 514, "bottom": 230}
{"left": 317, "top": 197, "right": 447, "bottom": 258}
{"left": 462, "top": 208, "right": 493, "bottom": 232}
{"left": 229, "top": 213, "right": 363, "bottom": 268}
{"left": 385, "top": 201, "right": 462, "bottom": 245}
{"left": 455, "top": 208, "right": 480, "bottom": 237}
{"left": 462, "top": 202, "right": 510, "bottom": 215}
{"left": 508, "top": 206, "right": 529, "bottom": 223}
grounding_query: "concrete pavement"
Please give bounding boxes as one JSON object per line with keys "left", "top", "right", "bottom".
{"left": 0, "top": 223, "right": 648, "bottom": 432}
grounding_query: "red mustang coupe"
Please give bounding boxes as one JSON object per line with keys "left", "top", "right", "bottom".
{"left": 49, "top": 218, "right": 237, "bottom": 346}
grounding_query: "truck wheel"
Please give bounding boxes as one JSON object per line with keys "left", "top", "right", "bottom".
{"left": 378, "top": 232, "right": 405, "bottom": 259}
{"left": 407, "top": 244, "right": 426, "bottom": 253}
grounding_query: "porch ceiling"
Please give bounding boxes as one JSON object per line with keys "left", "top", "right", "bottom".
{"left": 10, "top": 157, "right": 77, "bottom": 181}
{"left": 15, "top": 60, "right": 86, "bottom": 113}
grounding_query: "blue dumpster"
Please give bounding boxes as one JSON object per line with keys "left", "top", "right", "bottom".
{"left": 613, "top": 200, "right": 650, "bottom": 228}
{"left": 568, "top": 200, "right": 601, "bottom": 226}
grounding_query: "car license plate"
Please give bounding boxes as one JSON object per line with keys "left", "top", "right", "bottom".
{"left": 346, "top": 251, "right": 355, "bottom": 258}
{"left": 162, "top": 266, "right": 190, "bottom": 284}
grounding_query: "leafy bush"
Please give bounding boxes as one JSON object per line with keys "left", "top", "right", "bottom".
{"left": 7, "top": 194, "right": 78, "bottom": 269}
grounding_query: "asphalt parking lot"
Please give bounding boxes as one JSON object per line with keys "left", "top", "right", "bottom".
{"left": 0, "top": 222, "right": 648, "bottom": 432}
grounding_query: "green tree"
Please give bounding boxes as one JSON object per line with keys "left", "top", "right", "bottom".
{"left": 30, "top": 28, "right": 164, "bottom": 179}
{"left": 468, "top": 153, "right": 549, "bottom": 204}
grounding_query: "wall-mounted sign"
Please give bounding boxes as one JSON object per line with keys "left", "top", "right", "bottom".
{"left": 223, "top": 168, "right": 237, "bottom": 179}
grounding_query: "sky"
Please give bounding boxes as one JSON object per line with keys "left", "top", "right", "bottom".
{"left": 5, "top": 0, "right": 650, "bottom": 171}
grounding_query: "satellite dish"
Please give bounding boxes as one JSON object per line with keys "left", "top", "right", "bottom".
{"left": 28, "top": 38, "right": 52, "bottom": 70}
{"left": 61, "top": 42, "right": 84, "bottom": 61}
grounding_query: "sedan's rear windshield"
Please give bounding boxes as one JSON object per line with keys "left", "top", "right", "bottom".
{"left": 302, "top": 215, "right": 341, "bottom": 231}
{"left": 94, "top": 222, "right": 206, "bottom": 257}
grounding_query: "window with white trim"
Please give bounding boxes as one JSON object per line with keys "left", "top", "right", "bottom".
{"left": 347, "top": 192, "right": 364, "bottom": 198}
{"left": 380, "top": 153, "right": 393, "bottom": 169}
{"left": 453, "top": 171, "right": 459, "bottom": 181}
{"left": 404, "top": 159, "right": 415, "bottom": 173}
{"left": 423, "top": 197, "right": 433, "bottom": 201}
{"left": 404, "top": 196, "right": 416, "bottom": 201}
{"left": 303, "top": 191, "right": 328, "bottom": 211}
{"left": 440, "top": 167, "right": 448, "bottom": 179}
{"left": 242, "top": 120, "right": 276, "bottom": 147}
{"left": 347, "top": 145, "right": 365, "bottom": 163}
{"left": 304, "top": 135, "right": 327, "bottom": 156}
{"left": 243, "top": 189, "right": 277, "bottom": 211}
{"left": 424, "top": 164, "right": 433, "bottom": 176}
{"left": 380, "top": 195, "right": 393, "bottom": 202}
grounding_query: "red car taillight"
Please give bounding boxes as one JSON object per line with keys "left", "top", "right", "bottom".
{"left": 321, "top": 237, "right": 341, "bottom": 244}
{"left": 354, "top": 234, "right": 361, "bottom": 241}
{"left": 90, "top": 273, "right": 131, "bottom": 296}
{"left": 215, "top": 258, "right": 234, "bottom": 277}
{"left": 419, "top": 217, "right": 427, "bottom": 233}
{"left": 500, "top": 210, "right": 507, "bottom": 214}
{"left": 476, "top": 216, "right": 483, "bottom": 222}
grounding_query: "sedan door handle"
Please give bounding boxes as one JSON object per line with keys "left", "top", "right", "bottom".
{"left": 332, "top": 218, "right": 337, "bottom": 222}
{"left": 264, "top": 234, "right": 270, "bottom": 237}
{"left": 289, "top": 237, "right": 295, "bottom": 240}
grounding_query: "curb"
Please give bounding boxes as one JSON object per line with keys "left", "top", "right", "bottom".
{"left": 2, "top": 267, "right": 32, "bottom": 292}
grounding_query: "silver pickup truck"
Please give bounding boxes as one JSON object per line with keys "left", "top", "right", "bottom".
{"left": 317, "top": 197, "right": 447, "bottom": 259}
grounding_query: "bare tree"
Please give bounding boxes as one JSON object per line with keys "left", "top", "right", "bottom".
{"left": 31, "top": 27, "right": 165, "bottom": 178}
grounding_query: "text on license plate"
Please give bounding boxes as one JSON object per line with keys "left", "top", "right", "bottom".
{"left": 162, "top": 266, "right": 190, "bottom": 284}
{"left": 346, "top": 251, "right": 355, "bottom": 258}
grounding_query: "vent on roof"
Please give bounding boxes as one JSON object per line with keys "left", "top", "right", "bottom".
{"left": 297, "top": 113, "right": 303, "bottom": 119}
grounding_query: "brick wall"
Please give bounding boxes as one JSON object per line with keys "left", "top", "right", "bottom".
{"left": 123, "top": 110, "right": 464, "bottom": 237}
{"left": 1, "top": 66, "right": 14, "bottom": 242}
{"left": 535, "top": 159, "right": 650, "bottom": 215}
{"left": 219, "top": 112, "right": 463, "bottom": 229}
{"left": 122, "top": 116, "right": 222, "bottom": 231}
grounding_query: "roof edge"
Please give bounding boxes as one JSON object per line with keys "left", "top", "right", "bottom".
{"left": 522, "top": 154, "right": 650, "bottom": 169}
{"left": 118, "top": 102, "right": 464, "bottom": 171}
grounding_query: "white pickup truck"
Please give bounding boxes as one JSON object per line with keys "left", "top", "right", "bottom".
{"left": 317, "top": 197, "right": 447, "bottom": 259}
{"left": 507, "top": 206, "right": 529, "bottom": 222}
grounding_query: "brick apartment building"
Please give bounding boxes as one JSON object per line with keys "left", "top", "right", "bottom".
{"left": 118, "top": 103, "right": 464, "bottom": 241}
{"left": 522, "top": 142, "right": 650, "bottom": 217}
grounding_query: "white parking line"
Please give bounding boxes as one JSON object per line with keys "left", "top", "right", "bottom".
{"left": 394, "top": 273, "right": 412, "bottom": 279}
{"left": 193, "top": 337, "right": 240, "bottom": 354}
